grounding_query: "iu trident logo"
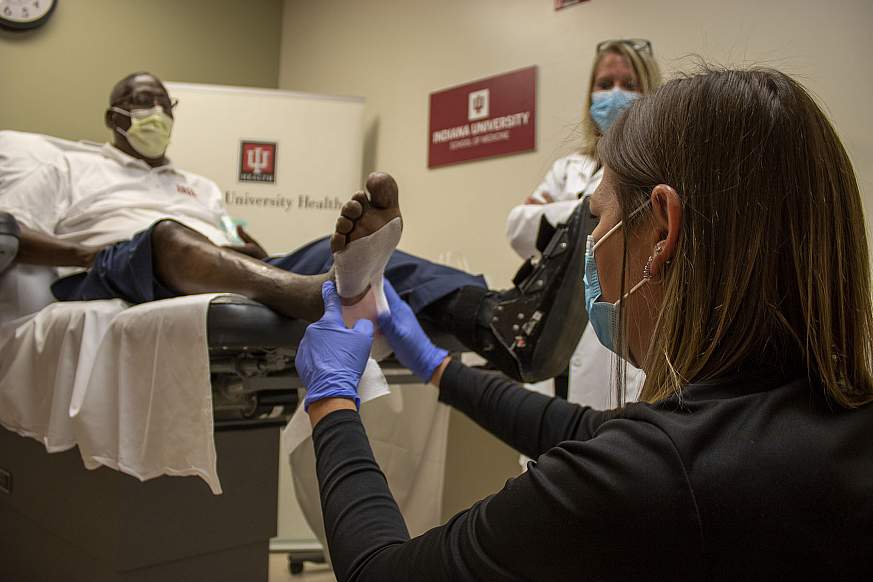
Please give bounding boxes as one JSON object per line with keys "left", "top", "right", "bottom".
{"left": 468, "top": 89, "right": 490, "bottom": 121}
{"left": 239, "top": 141, "right": 277, "bottom": 183}
{"left": 473, "top": 95, "right": 485, "bottom": 115}
{"left": 247, "top": 148, "right": 270, "bottom": 174}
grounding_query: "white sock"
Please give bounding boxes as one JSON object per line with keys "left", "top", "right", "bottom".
{"left": 333, "top": 217, "right": 402, "bottom": 360}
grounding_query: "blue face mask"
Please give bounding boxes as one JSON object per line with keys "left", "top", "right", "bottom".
{"left": 589, "top": 88, "right": 640, "bottom": 133}
{"left": 583, "top": 217, "right": 649, "bottom": 360}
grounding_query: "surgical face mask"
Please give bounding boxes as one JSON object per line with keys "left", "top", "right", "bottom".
{"left": 589, "top": 87, "right": 640, "bottom": 134}
{"left": 111, "top": 105, "right": 173, "bottom": 158}
{"left": 583, "top": 209, "right": 649, "bottom": 361}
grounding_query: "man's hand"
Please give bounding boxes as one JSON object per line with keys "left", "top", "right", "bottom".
{"left": 74, "top": 244, "right": 103, "bottom": 268}
{"left": 524, "top": 192, "right": 554, "bottom": 205}
{"left": 223, "top": 226, "right": 268, "bottom": 260}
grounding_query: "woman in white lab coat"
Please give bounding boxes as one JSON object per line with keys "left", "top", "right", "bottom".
{"left": 506, "top": 39, "right": 661, "bottom": 408}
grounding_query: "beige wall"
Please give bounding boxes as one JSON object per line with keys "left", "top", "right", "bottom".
{"left": 1, "top": 0, "right": 283, "bottom": 142}
{"left": 278, "top": 0, "right": 873, "bottom": 519}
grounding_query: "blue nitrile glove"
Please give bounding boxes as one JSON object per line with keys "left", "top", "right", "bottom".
{"left": 377, "top": 280, "right": 449, "bottom": 383}
{"left": 296, "top": 281, "right": 374, "bottom": 411}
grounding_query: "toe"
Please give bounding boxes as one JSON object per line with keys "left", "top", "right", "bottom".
{"left": 366, "top": 172, "right": 398, "bottom": 209}
{"left": 351, "top": 191, "right": 370, "bottom": 212}
{"left": 336, "top": 216, "right": 354, "bottom": 234}
{"left": 341, "top": 198, "right": 364, "bottom": 220}
{"left": 330, "top": 233, "right": 347, "bottom": 253}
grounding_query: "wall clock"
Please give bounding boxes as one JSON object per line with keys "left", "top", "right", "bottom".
{"left": 0, "top": 0, "right": 57, "bottom": 31}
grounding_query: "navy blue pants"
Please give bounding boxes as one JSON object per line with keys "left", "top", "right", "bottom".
{"left": 51, "top": 224, "right": 487, "bottom": 314}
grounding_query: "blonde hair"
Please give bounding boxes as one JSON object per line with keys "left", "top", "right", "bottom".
{"left": 599, "top": 67, "right": 873, "bottom": 408}
{"left": 580, "top": 41, "right": 662, "bottom": 157}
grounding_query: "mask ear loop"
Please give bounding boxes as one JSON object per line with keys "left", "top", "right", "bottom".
{"left": 593, "top": 200, "right": 656, "bottom": 303}
{"left": 596, "top": 198, "right": 656, "bottom": 374}
{"left": 592, "top": 199, "right": 653, "bottom": 251}
{"left": 592, "top": 219, "right": 625, "bottom": 252}
{"left": 109, "top": 107, "right": 132, "bottom": 140}
{"left": 615, "top": 275, "right": 648, "bottom": 306}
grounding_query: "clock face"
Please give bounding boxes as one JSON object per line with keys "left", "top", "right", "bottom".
{"left": 0, "top": 0, "right": 56, "bottom": 30}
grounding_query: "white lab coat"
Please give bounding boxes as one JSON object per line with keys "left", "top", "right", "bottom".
{"left": 506, "top": 153, "right": 645, "bottom": 418}
{"left": 506, "top": 153, "right": 602, "bottom": 260}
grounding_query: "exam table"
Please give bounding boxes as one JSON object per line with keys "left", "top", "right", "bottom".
{"left": 0, "top": 211, "right": 463, "bottom": 581}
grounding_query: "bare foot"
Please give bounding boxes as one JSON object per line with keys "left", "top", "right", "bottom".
{"left": 331, "top": 172, "right": 403, "bottom": 305}
{"left": 331, "top": 172, "right": 401, "bottom": 253}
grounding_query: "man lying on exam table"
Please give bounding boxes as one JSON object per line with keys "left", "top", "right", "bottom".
{"left": 294, "top": 67, "right": 873, "bottom": 581}
{"left": 0, "top": 71, "right": 591, "bottom": 383}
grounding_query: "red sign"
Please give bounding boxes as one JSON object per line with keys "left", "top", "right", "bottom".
{"left": 428, "top": 66, "right": 536, "bottom": 168}
{"left": 239, "top": 141, "right": 277, "bottom": 183}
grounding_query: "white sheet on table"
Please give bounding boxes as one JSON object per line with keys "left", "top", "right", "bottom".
{"left": 68, "top": 295, "right": 223, "bottom": 493}
{"left": 0, "top": 292, "right": 394, "bottom": 495}
{"left": 0, "top": 299, "right": 126, "bottom": 451}
{"left": 0, "top": 295, "right": 226, "bottom": 492}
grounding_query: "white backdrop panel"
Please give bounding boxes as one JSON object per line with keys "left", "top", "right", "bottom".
{"left": 164, "top": 82, "right": 365, "bottom": 254}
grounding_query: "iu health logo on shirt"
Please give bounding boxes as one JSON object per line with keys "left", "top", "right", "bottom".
{"left": 239, "top": 141, "right": 277, "bottom": 183}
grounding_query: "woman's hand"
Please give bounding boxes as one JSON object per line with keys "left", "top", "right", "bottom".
{"left": 377, "top": 280, "right": 450, "bottom": 384}
{"left": 296, "top": 281, "right": 374, "bottom": 417}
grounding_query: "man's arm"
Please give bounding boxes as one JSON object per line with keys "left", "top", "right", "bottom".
{"left": 16, "top": 225, "right": 101, "bottom": 268}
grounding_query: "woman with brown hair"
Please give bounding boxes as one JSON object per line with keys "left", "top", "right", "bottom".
{"left": 507, "top": 39, "right": 661, "bottom": 409}
{"left": 295, "top": 67, "right": 873, "bottom": 581}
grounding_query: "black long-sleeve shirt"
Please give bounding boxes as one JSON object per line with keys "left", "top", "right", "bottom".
{"left": 312, "top": 361, "right": 873, "bottom": 581}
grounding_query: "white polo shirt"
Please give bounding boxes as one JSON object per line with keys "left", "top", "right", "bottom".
{"left": 0, "top": 134, "right": 231, "bottom": 249}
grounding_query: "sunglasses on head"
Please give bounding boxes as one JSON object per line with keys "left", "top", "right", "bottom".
{"left": 596, "top": 39, "right": 653, "bottom": 55}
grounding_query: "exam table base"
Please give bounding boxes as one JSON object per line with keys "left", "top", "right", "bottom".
{"left": 0, "top": 425, "right": 279, "bottom": 582}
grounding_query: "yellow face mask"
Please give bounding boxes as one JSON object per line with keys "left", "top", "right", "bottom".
{"left": 111, "top": 105, "right": 173, "bottom": 159}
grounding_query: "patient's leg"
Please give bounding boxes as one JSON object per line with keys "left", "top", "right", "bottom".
{"left": 152, "top": 220, "right": 329, "bottom": 321}
{"left": 152, "top": 173, "right": 401, "bottom": 323}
